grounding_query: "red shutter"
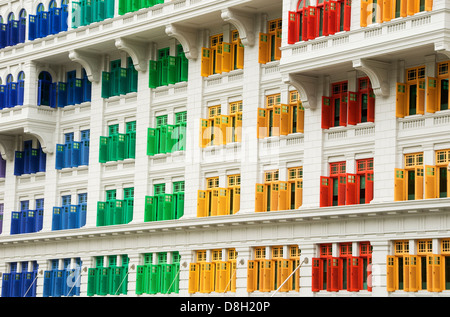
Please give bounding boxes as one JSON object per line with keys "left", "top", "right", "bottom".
{"left": 367, "top": 91, "right": 375, "bottom": 122}
{"left": 330, "top": 257, "right": 341, "bottom": 291}
{"left": 367, "top": 257, "right": 372, "bottom": 292}
{"left": 307, "top": 7, "right": 317, "bottom": 40}
{"left": 350, "top": 257, "right": 362, "bottom": 291}
{"left": 311, "top": 258, "right": 321, "bottom": 292}
{"left": 347, "top": 91, "right": 358, "bottom": 125}
{"left": 344, "top": 0, "right": 351, "bottom": 31}
{"left": 322, "top": 2, "right": 329, "bottom": 36}
{"left": 288, "top": 11, "right": 297, "bottom": 44}
{"left": 366, "top": 171, "right": 374, "bottom": 203}
{"left": 346, "top": 173, "right": 357, "bottom": 205}
{"left": 338, "top": 174, "right": 347, "bottom": 206}
{"left": 320, "top": 176, "right": 332, "bottom": 207}
{"left": 302, "top": 9, "right": 309, "bottom": 41}
{"left": 328, "top": 1, "right": 337, "bottom": 35}
{"left": 321, "top": 96, "right": 331, "bottom": 129}
{"left": 339, "top": 92, "right": 347, "bottom": 126}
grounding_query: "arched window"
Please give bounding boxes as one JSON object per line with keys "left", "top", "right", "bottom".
{"left": 38, "top": 71, "right": 53, "bottom": 107}
{"left": 18, "top": 71, "right": 25, "bottom": 106}
{"left": 19, "top": 9, "right": 26, "bottom": 43}
{"left": 5, "top": 74, "right": 18, "bottom": 108}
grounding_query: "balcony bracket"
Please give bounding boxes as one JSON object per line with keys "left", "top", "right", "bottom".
{"left": 282, "top": 73, "right": 318, "bottom": 110}
{"left": 115, "top": 38, "right": 149, "bottom": 72}
{"left": 68, "top": 50, "right": 102, "bottom": 83}
{"left": 23, "top": 126, "right": 55, "bottom": 154}
{"left": 0, "top": 136, "right": 15, "bottom": 161}
{"left": 165, "top": 24, "right": 199, "bottom": 60}
{"left": 352, "top": 59, "right": 390, "bottom": 97}
{"left": 434, "top": 41, "right": 450, "bottom": 59}
{"left": 221, "top": 8, "right": 255, "bottom": 47}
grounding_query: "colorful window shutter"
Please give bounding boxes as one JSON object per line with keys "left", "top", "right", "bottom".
{"left": 394, "top": 168, "right": 405, "bottom": 201}
{"left": 426, "top": 77, "right": 437, "bottom": 113}
{"left": 201, "top": 48, "right": 211, "bottom": 77}
{"left": 396, "top": 83, "right": 406, "bottom": 118}
{"left": 320, "top": 176, "right": 332, "bottom": 207}
{"left": 424, "top": 165, "right": 436, "bottom": 199}
{"left": 347, "top": 91, "right": 358, "bottom": 125}
{"left": 257, "top": 108, "right": 268, "bottom": 139}
{"left": 222, "top": 42, "right": 232, "bottom": 72}
{"left": 415, "top": 166, "right": 424, "bottom": 200}
{"left": 321, "top": 96, "right": 332, "bottom": 129}
{"left": 307, "top": 7, "right": 317, "bottom": 40}
{"left": 255, "top": 184, "right": 265, "bottom": 212}
{"left": 258, "top": 33, "right": 269, "bottom": 64}
{"left": 346, "top": 173, "right": 357, "bottom": 205}
{"left": 288, "top": 11, "right": 297, "bottom": 44}
{"left": 343, "top": 0, "right": 352, "bottom": 30}
{"left": 197, "top": 190, "right": 206, "bottom": 217}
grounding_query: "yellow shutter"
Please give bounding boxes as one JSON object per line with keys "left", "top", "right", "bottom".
{"left": 424, "top": 165, "right": 436, "bottom": 199}
{"left": 280, "top": 104, "right": 290, "bottom": 136}
{"left": 400, "top": 0, "right": 408, "bottom": 16}
{"left": 255, "top": 184, "right": 265, "bottom": 212}
{"left": 270, "top": 182, "right": 279, "bottom": 212}
{"left": 297, "top": 102, "right": 305, "bottom": 133}
{"left": 261, "top": 260, "right": 274, "bottom": 292}
{"left": 425, "top": 0, "right": 433, "bottom": 11}
{"left": 232, "top": 187, "right": 240, "bottom": 214}
{"left": 295, "top": 179, "right": 303, "bottom": 209}
{"left": 382, "top": 0, "right": 392, "bottom": 21}
{"left": 432, "top": 255, "right": 444, "bottom": 292}
{"left": 222, "top": 42, "right": 232, "bottom": 73}
{"left": 272, "top": 105, "right": 281, "bottom": 137}
{"left": 188, "top": 263, "right": 199, "bottom": 293}
{"left": 236, "top": 42, "right": 244, "bottom": 69}
{"left": 426, "top": 77, "right": 437, "bottom": 113}
{"left": 386, "top": 255, "right": 397, "bottom": 291}
{"left": 278, "top": 259, "right": 292, "bottom": 292}
{"left": 274, "top": 30, "right": 282, "bottom": 61}
{"left": 247, "top": 260, "right": 256, "bottom": 292}
{"left": 257, "top": 108, "right": 268, "bottom": 139}
{"left": 220, "top": 115, "right": 231, "bottom": 145}
{"left": 217, "top": 188, "right": 228, "bottom": 216}
{"left": 201, "top": 48, "right": 211, "bottom": 77}
{"left": 278, "top": 181, "right": 288, "bottom": 211}
{"left": 407, "top": 0, "right": 416, "bottom": 15}
{"left": 396, "top": 83, "right": 406, "bottom": 118}
{"left": 258, "top": 33, "right": 269, "bottom": 64}
{"left": 394, "top": 168, "right": 406, "bottom": 201}
{"left": 409, "top": 255, "right": 419, "bottom": 292}
{"left": 215, "top": 44, "right": 223, "bottom": 74}
{"left": 200, "top": 262, "right": 214, "bottom": 293}
{"left": 197, "top": 190, "right": 207, "bottom": 217}
{"left": 426, "top": 255, "right": 433, "bottom": 292}
{"left": 415, "top": 166, "right": 424, "bottom": 200}
{"left": 417, "top": 78, "right": 425, "bottom": 114}
{"left": 403, "top": 255, "right": 410, "bottom": 292}
{"left": 360, "top": 0, "right": 369, "bottom": 27}
{"left": 210, "top": 189, "right": 219, "bottom": 216}
{"left": 235, "top": 112, "right": 242, "bottom": 143}
{"left": 200, "top": 119, "right": 211, "bottom": 148}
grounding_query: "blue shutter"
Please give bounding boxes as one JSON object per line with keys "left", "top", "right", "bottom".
{"left": 71, "top": 141, "right": 81, "bottom": 167}
{"left": 0, "top": 85, "right": 6, "bottom": 109}
{"left": 17, "top": 80, "right": 24, "bottom": 105}
{"left": 69, "top": 205, "right": 80, "bottom": 229}
{"left": 25, "top": 210, "right": 36, "bottom": 233}
{"left": 38, "top": 146, "right": 46, "bottom": 172}
{"left": 52, "top": 207, "right": 62, "bottom": 230}
{"left": 19, "top": 17, "right": 26, "bottom": 43}
{"left": 28, "top": 15, "right": 37, "bottom": 41}
{"left": 49, "top": 82, "right": 57, "bottom": 108}
{"left": 50, "top": 7, "right": 61, "bottom": 34}
{"left": 75, "top": 78, "right": 83, "bottom": 104}
{"left": 80, "top": 130, "right": 90, "bottom": 166}
{"left": 57, "top": 82, "right": 68, "bottom": 107}
{"left": 43, "top": 271, "right": 53, "bottom": 297}
{"left": 55, "top": 144, "right": 65, "bottom": 169}
{"left": 1, "top": 273, "right": 11, "bottom": 297}
{"left": 61, "top": 5, "right": 69, "bottom": 31}
{"left": 30, "top": 148, "right": 39, "bottom": 174}
{"left": 38, "top": 11, "right": 49, "bottom": 38}
{"left": 14, "top": 151, "right": 24, "bottom": 176}
{"left": 0, "top": 24, "right": 6, "bottom": 48}
{"left": 10, "top": 211, "right": 21, "bottom": 234}
{"left": 7, "top": 82, "right": 17, "bottom": 107}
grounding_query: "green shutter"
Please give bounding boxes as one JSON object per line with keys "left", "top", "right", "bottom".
{"left": 101, "top": 72, "right": 110, "bottom": 98}
{"left": 117, "top": 133, "right": 127, "bottom": 160}
{"left": 99, "top": 136, "right": 109, "bottom": 163}
{"left": 167, "top": 56, "right": 177, "bottom": 85}
{"left": 148, "top": 60, "right": 159, "bottom": 88}
{"left": 96, "top": 201, "right": 106, "bottom": 226}
{"left": 144, "top": 196, "right": 157, "bottom": 222}
{"left": 147, "top": 128, "right": 157, "bottom": 156}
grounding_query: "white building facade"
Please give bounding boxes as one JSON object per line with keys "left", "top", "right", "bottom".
{"left": 0, "top": 0, "right": 448, "bottom": 297}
